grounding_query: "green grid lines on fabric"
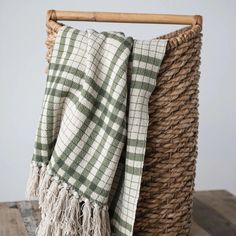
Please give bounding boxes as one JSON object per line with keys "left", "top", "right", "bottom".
{"left": 26, "top": 25, "right": 167, "bottom": 236}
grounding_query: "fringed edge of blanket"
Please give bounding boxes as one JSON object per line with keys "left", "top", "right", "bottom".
{"left": 26, "top": 162, "right": 111, "bottom": 236}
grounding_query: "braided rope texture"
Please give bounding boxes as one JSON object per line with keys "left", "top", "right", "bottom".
{"left": 134, "top": 25, "right": 202, "bottom": 236}
{"left": 45, "top": 22, "right": 202, "bottom": 236}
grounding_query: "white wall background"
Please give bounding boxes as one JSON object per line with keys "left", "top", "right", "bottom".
{"left": 0, "top": 0, "right": 235, "bottom": 201}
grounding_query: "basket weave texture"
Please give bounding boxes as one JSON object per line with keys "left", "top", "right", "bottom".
{"left": 45, "top": 20, "right": 202, "bottom": 236}
{"left": 134, "top": 25, "right": 202, "bottom": 236}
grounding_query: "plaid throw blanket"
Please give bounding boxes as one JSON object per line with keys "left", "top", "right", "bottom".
{"left": 26, "top": 25, "right": 167, "bottom": 236}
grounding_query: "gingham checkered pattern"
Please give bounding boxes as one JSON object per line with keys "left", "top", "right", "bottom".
{"left": 32, "top": 25, "right": 167, "bottom": 235}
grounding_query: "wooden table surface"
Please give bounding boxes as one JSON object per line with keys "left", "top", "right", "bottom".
{"left": 0, "top": 190, "right": 236, "bottom": 236}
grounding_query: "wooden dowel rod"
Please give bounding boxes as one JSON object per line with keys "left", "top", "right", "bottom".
{"left": 47, "top": 10, "right": 202, "bottom": 26}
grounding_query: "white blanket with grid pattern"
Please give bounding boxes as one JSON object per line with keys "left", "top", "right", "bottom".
{"left": 26, "top": 25, "right": 167, "bottom": 236}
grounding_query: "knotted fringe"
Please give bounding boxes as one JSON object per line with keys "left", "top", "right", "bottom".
{"left": 26, "top": 163, "right": 111, "bottom": 236}
{"left": 26, "top": 162, "right": 47, "bottom": 198}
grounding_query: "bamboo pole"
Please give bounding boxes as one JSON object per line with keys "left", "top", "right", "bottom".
{"left": 47, "top": 10, "right": 202, "bottom": 26}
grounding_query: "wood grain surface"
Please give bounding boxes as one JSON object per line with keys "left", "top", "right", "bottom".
{"left": 0, "top": 190, "right": 236, "bottom": 236}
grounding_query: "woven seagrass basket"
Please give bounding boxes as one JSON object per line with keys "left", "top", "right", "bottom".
{"left": 134, "top": 24, "right": 202, "bottom": 236}
{"left": 45, "top": 15, "right": 202, "bottom": 236}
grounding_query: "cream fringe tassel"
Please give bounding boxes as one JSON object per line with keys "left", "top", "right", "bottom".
{"left": 26, "top": 162, "right": 111, "bottom": 236}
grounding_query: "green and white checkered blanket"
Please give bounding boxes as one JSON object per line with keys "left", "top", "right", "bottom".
{"left": 26, "top": 25, "right": 167, "bottom": 236}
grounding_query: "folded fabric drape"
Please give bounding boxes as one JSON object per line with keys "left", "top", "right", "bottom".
{"left": 26, "top": 25, "right": 167, "bottom": 236}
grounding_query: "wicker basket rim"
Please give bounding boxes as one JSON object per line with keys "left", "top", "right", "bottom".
{"left": 47, "top": 20, "right": 202, "bottom": 52}
{"left": 158, "top": 24, "right": 202, "bottom": 50}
